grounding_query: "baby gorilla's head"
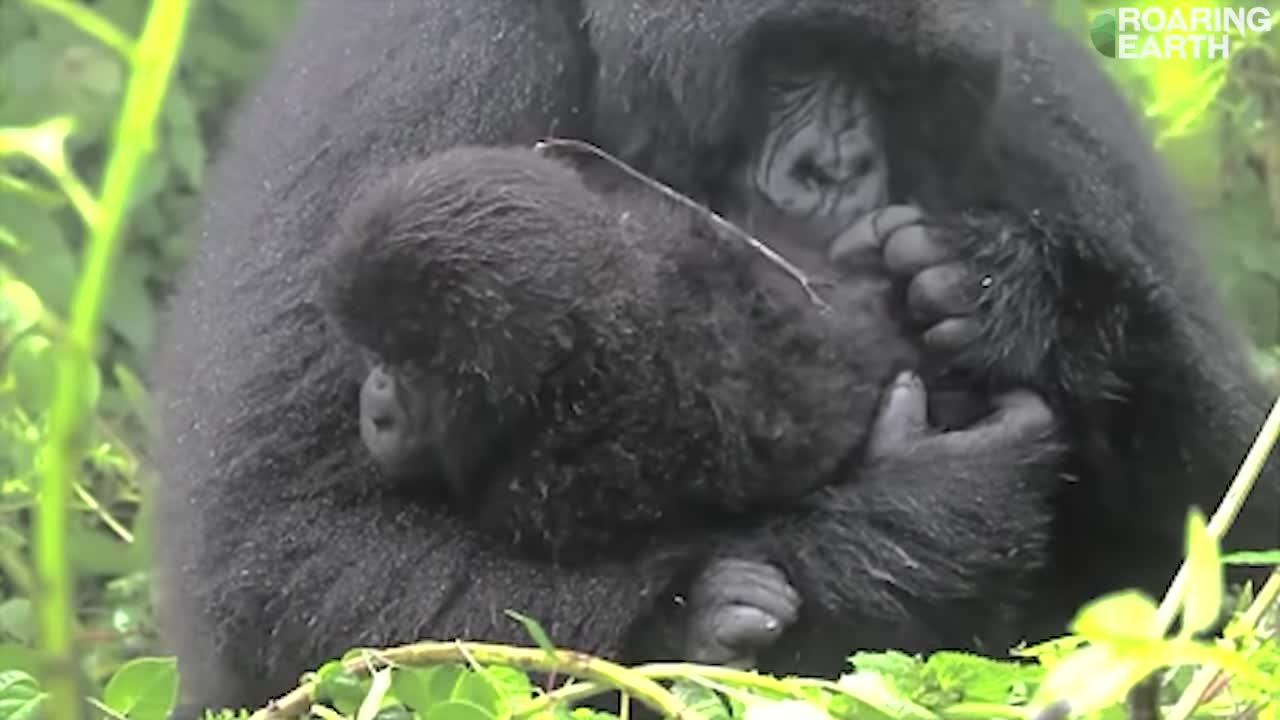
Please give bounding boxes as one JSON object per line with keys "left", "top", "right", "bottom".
{"left": 318, "top": 146, "right": 659, "bottom": 492}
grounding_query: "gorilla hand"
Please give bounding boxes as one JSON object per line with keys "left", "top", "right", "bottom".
{"left": 829, "top": 206, "right": 986, "bottom": 360}
{"left": 682, "top": 559, "right": 801, "bottom": 668}
{"left": 867, "top": 369, "right": 1057, "bottom": 464}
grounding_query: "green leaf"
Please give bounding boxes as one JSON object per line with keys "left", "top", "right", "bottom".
{"left": 0, "top": 278, "right": 42, "bottom": 341}
{"left": 425, "top": 665, "right": 467, "bottom": 701}
{"left": 1180, "top": 508, "right": 1223, "bottom": 637}
{"left": 505, "top": 611, "right": 560, "bottom": 664}
{"left": 837, "top": 671, "right": 939, "bottom": 720}
{"left": 420, "top": 700, "right": 495, "bottom": 720}
{"left": 1069, "top": 591, "right": 1161, "bottom": 643}
{"left": 0, "top": 670, "right": 45, "bottom": 720}
{"left": 390, "top": 667, "right": 438, "bottom": 711}
{"left": 101, "top": 657, "right": 179, "bottom": 720}
{"left": 0, "top": 598, "right": 34, "bottom": 644}
{"left": 1222, "top": 549, "right": 1280, "bottom": 565}
{"left": 670, "top": 683, "right": 731, "bottom": 720}
{"left": 450, "top": 672, "right": 502, "bottom": 713}
{"left": 482, "top": 666, "right": 533, "bottom": 704}
{"left": 923, "top": 651, "right": 1045, "bottom": 706}
{"left": 315, "top": 661, "right": 371, "bottom": 717}
{"left": 7, "top": 334, "right": 54, "bottom": 414}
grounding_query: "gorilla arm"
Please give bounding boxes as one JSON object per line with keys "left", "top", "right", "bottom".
{"left": 826, "top": 4, "right": 1280, "bottom": 613}
{"left": 735, "top": 373, "right": 1062, "bottom": 669}
{"left": 153, "top": 1, "right": 608, "bottom": 709}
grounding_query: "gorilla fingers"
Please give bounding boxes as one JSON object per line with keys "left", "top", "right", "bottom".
{"left": 681, "top": 559, "right": 801, "bottom": 668}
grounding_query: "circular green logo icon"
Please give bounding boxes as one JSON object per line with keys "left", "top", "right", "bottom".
{"left": 1090, "top": 11, "right": 1118, "bottom": 58}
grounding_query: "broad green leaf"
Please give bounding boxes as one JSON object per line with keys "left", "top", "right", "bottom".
{"left": 390, "top": 667, "right": 439, "bottom": 711}
{"left": 315, "top": 660, "right": 371, "bottom": 716}
{"left": 1180, "top": 508, "right": 1223, "bottom": 637}
{"left": 483, "top": 666, "right": 533, "bottom": 704}
{"left": 426, "top": 665, "right": 468, "bottom": 701}
{"left": 102, "top": 657, "right": 179, "bottom": 720}
{"left": 450, "top": 672, "right": 503, "bottom": 713}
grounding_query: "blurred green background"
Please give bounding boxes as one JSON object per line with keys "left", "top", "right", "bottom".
{"left": 0, "top": 0, "right": 1276, "bottom": 696}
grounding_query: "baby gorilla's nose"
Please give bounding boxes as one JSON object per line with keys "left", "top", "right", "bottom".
{"left": 359, "top": 365, "right": 415, "bottom": 475}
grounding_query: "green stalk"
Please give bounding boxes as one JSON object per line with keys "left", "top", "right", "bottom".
{"left": 34, "top": 2, "right": 193, "bottom": 720}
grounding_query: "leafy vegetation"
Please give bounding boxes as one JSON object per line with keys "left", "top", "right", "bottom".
{"left": 0, "top": 0, "right": 1276, "bottom": 719}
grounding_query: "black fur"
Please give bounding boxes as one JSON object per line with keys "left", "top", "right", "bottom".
{"left": 150, "top": 0, "right": 1279, "bottom": 712}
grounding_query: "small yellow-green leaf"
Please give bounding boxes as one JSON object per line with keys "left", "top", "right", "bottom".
{"left": 505, "top": 610, "right": 560, "bottom": 665}
{"left": 102, "top": 657, "right": 179, "bottom": 720}
{"left": 1069, "top": 590, "right": 1161, "bottom": 643}
{"left": 0, "top": 278, "right": 42, "bottom": 340}
{"left": 1032, "top": 644, "right": 1160, "bottom": 714}
{"left": 1180, "top": 508, "right": 1223, "bottom": 637}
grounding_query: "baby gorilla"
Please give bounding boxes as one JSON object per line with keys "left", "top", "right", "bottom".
{"left": 319, "top": 145, "right": 1049, "bottom": 667}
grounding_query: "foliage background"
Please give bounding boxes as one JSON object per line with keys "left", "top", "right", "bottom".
{"left": 0, "top": 0, "right": 1276, "bottom": 702}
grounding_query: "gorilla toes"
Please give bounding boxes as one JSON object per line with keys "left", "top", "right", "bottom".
{"left": 682, "top": 559, "right": 801, "bottom": 668}
{"left": 830, "top": 204, "right": 988, "bottom": 359}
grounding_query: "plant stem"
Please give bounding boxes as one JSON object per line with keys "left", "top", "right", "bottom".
{"left": 34, "top": 2, "right": 192, "bottom": 720}
{"left": 1155, "top": 395, "right": 1280, "bottom": 633}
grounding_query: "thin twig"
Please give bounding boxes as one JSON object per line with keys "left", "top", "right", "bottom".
{"left": 1156, "top": 395, "right": 1280, "bottom": 633}
{"left": 249, "top": 640, "right": 693, "bottom": 720}
{"left": 533, "top": 137, "right": 833, "bottom": 314}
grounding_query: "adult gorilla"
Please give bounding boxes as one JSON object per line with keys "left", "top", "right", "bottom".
{"left": 150, "top": 0, "right": 1279, "bottom": 713}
